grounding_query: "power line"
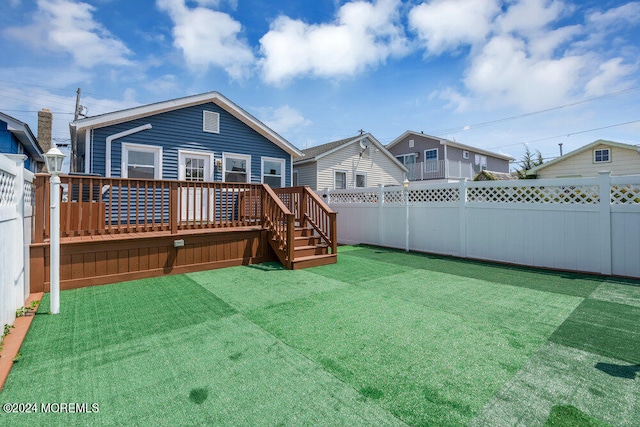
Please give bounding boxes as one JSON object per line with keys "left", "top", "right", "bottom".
{"left": 429, "top": 86, "right": 640, "bottom": 135}
{"left": 487, "top": 118, "right": 640, "bottom": 150}
{"left": 0, "top": 109, "right": 73, "bottom": 115}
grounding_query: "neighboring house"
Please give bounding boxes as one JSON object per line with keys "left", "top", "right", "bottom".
{"left": 69, "top": 91, "right": 302, "bottom": 186}
{"left": 387, "top": 131, "right": 513, "bottom": 182}
{"left": 293, "top": 133, "right": 407, "bottom": 190}
{"left": 0, "top": 111, "right": 45, "bottom": 172}
{"left": 527, "top": 140, "right": 640, "bottom": 179}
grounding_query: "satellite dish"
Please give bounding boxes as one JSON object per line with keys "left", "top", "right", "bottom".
{"left": 359, "top": 139, "right": 369, "bottom": 150}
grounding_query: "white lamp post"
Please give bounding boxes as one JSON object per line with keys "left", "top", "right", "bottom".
{"left": 403, "top": 178, "right": 410, "bottom": 253}
{"left": 44, "top": 146, "right": 65, "bottom": 314}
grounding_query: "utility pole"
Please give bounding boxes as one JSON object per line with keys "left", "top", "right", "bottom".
{"left": 71, "top": 88, "right": 81, "bottom": 172}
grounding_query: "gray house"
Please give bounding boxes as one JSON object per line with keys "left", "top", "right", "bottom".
{"left": 294, "top": 133, "right": 407, "bottom": 190}
{"left": 387, "top": 131, "right": 513, "bottom": 182}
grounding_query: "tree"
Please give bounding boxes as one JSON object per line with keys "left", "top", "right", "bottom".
{"left": 516, "top": 146, "right": 544, "bottom": 179}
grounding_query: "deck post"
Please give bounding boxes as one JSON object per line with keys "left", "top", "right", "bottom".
{"left": 170, "top": 181, "right": 178, "bottom": 234}
{"left": 287, "top": 214, "right": 295, "bottom": 264}
{"left": 330, "top": 212, "right": 337, "bottom": 255}
{"left": 300, "top": 187, "right": 307, "bottom": 227}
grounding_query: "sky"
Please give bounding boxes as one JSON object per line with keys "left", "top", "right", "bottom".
{"left": 1, "top": 0, "right": 639, "bottom": 171}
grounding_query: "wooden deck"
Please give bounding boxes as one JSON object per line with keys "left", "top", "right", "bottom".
{"left": 30, "top": 176, "right": 337, "bottom": 291}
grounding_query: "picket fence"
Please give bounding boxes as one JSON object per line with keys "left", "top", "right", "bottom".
{"left": 0, "top": 153, "right": 34, "bottom": 326}
{"left": 323, "top": 172, "right": 640, "bottom": 278}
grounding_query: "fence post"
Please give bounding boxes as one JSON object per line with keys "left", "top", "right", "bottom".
{"left": 458, "top": 178, "right": 467, "bottom": 258}
{"left": 378, "top": 184, "right": 384, "bottom": 246}
{"left": 598, "top": 171, "right": 612, "bottom": 275}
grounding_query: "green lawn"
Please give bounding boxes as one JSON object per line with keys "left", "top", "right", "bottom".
{"left": 2, "top": 245, "right": 639, "bottom": 426}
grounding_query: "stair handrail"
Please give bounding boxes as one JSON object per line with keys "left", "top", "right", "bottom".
{"left": 262, "top": 184, "right": 295, "bottom": 267}
{"left": 300, "top": 187, "right": 337, "bottom": 255}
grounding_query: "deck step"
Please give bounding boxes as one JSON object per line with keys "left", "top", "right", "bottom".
{"left": 294, "top": 235, "right": 322, "bottom": 247}
{"left": 290, "top": 253, "right": 337, "bottom": 270}
{"left": 294, "top": 244, "right": 329, "bottom": 257}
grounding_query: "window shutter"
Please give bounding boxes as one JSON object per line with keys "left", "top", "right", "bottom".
{"left": 203, "top": 111, "right": 220, "bottom": 134}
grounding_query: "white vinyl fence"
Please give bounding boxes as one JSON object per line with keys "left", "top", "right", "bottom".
{"left": 323, "top": 172, "right": 640, "bottom": 278}
{"left": 0, "top": 153, "right": 34, "bottom": 326}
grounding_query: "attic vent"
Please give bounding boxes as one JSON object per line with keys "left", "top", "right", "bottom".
{"left": 409, "top": 139, "right": 414, "bottom": 148}
{"left": 203, "top": 110, "right": 220, "bottom": 134}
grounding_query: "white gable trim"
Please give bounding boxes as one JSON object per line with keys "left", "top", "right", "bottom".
{"left": 71, "top": 91, "right": 302, "bottom": 158}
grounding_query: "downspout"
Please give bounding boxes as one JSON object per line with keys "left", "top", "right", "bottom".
{"left": 105, "top": 124, "right": 152, "bottom": 177}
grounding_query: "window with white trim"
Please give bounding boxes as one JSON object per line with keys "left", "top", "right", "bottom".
{"left": 122, "top": 143, "right": 162, "bottom": 179}
{"left": 203, "top": 110, "right": 220, "bottom": 134}
{"left": 355, "top": 172, "right": 366, "bottom": 188}
{"left": 223, "top": 153, "right": 251, "bottom": 183}
{"left": 594, "top": 148, "right": 610, "bottom": 163}
{"left": 178, "top": 150, "right": 213, "bottom": 182}
{"left": 334, "top": 170, "right": 347, "bottom": 189}
{"left": 424, "top": 148, "right": 438, "bottom": 162}
{"left": 396, "top": 153, "right": 416, "bottom": 166}
{"left": 262, "top": 157, "right": 285, "bottom": 188}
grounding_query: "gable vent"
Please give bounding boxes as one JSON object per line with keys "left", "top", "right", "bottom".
{"left": 203, "top": 110, "right": 220, "bottom": 134}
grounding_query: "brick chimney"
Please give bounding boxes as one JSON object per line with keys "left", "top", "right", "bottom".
{"left": 38, "top": 108, "right": 53, "bottom": 154}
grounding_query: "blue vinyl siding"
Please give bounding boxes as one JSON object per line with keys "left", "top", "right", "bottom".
{"left": 0, "top": 120, "right": 32, "bottom": 170}
{"left": 90, "top": 103, "right": 291, "bottom": 185}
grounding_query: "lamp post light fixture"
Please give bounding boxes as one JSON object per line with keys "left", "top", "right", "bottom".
{"left": 44, "top": 146, "right": 66, "bottom": 314}
{"left": 403, "top": 178, "right": 410, "bottom": 253}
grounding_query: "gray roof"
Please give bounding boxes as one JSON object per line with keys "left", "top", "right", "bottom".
{"left": 295, "top": 136, "right": 356, "bottom": 163}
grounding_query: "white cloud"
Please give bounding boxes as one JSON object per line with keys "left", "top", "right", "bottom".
{"left": 408, "top": 0, "right": 499, "bottom": 54}
{"left": 496, "top": 0, "right": 566, "bottom": 36}
{"left": 258, "top": 105, "right": 312, "bottom": 135}
{"left": 463, "top": 35, "right": 586, "bottom": 110}
{"left": 588, "top": 1, "right": 640, "bottom": 27}
{"left": 585, "top": 58, "right": 638, "bottom": 96}
{"left": 4, "top": 0, "right": 132, "bottom": 68}
{"left": 259, "top": 0, "right": 409, "bottom": 85}
{"left": 156, "top": 0, "right": 254, "bottom": 79}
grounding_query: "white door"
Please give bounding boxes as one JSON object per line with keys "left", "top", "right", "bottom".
{"left": 178, "top": 151, "right": 213, "bottom": 222}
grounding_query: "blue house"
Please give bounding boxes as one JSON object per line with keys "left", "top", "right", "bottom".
{"left": 70, "top": 91, "right": 303, "bottom": 187}
{"left": 0, "top": 112, "right": 44, "bottom": 172}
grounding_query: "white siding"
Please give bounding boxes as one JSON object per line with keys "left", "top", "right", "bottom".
{"left": 293, "top": 162, "right": 317, "bottom": 189}
{"left": 316, "top": 142, "right": 405, "bottom": 190}
{"left": 537, "top": 144, "right": 640, "bottom": 178}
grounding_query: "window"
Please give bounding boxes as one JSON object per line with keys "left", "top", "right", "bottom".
{"left": 262, "top": 157, "right": 285, "bottom": 188}
{"left": 396, "top": 153, "right": 416, "bottom": 166}
{"left": 463, "top": 150, "right": 469, "bottom": 159}
{"left": 223, "top": 153, "right": 251, "bottom": 183}
{"left": 203, "top": 110, "right": 220, "bottom": 134}
{"left": 122, "top": 143, "right": 162, "bottom": 179}
{"left": 334, "top": 170, "right": 347, "bottom": 189}
{"left": 594, "top": 148, "right": 610, "bottom": 163}
{"left": 424, "top": 149, "right": 438, "bottom": 162}
{"left": 355, "top": 172, "right": 366, "bottom": 188}
{"left": 474, "top": 154, "right": 487, "bottom": 172}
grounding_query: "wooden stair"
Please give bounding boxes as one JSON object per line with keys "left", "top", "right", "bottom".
{"left": 289, "top": 225, "right": 337, "bottom": 269}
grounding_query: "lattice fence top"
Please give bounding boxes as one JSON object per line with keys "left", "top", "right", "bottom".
{"left": 0, "top": 169, "right": 16, "bottom": 207}
{"left": 611, "top": 184, "right": 640, "bottom": 205}
{"left": 409, "top": 187, "right": 459, "bottom": 203}
{"left": 329, "top": 191, "right": 379, "bottom": 204}
{"left": 383, "top": 190, "right": 405, "bottom": 204}
{"left": 23, "top": 180, "right": 35, "bottom": 206}
{"left": 467, "top": 184, "right": 600, "bottom": 204}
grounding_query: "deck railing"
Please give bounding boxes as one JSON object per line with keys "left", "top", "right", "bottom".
{"left": 262, "top": 185, "right": 295, "bottom": 267}
{"left": 33, "top": 175, "right": 268, "bottom": 242}
{"left": 274, "top": 186, "right": 337, "bottom": 255}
